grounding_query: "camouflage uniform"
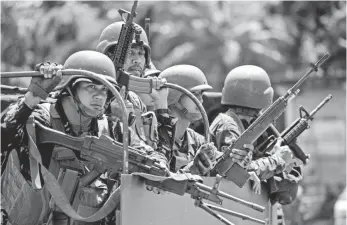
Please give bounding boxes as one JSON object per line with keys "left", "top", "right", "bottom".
{"left": 96, "top": 22, "right": 176, "bottom": 154}
{"left": 210, "top": 111, "right": 286, "bottom": 180}
{"left": 170, "top": 128, "right": 205, "bottom": 172}
{"left": 213, "top": 65, "right": 303, "bottom": 210}
{"left": 0, "top": 51, "right": 171, "bottom": 225}
{"left": 158, "top": 65, "right": 220, "bottom": 175}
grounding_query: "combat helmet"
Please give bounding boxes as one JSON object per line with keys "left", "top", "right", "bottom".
{"left": 60, "top": 50, "right": 117, "bottom": 117}
{"left": 222, "top": 65, "right": 274, "bottom": 110}
{"left": 159, "top": 65, "right": 212, "bottom": 121}
{"left": 96, "top": 21, "right": 151, "bottom": 69}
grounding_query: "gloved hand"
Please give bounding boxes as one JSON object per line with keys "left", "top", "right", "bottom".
{"left": 182, "top": 143, "right": 219, "bottom": 175}
{"left": 149, "top": 77, "right": 168, "bottom": 109}
{"left": 272, "top": 138, "right": 294, "bottom": 168}
{"left": 248, "top": 171, "right": 261, "bottom": 194}
{"left": 28, "top": 62, "right": 63, "bottom": 100}
{"left": 223, "top": 144, "right": 254, "bottom": 168}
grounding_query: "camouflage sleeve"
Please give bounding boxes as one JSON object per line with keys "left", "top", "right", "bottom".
{"left": 1, "top": 97, "right": 50, "bottom": 152}
{"left": 210, "top": 115, "right": 241, "bottom": 152}
{"left": 187, "top": 128, "right": 206, "bottom": 156}
{"left": 156, "top": 112, "right": 178, "bottom": 162}
{"left": 248, "top": 155, "right": 286, "bottom": 181}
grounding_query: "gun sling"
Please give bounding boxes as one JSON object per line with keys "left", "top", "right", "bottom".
{"left": 26, "top": 118, "right": 121, "bottom": 223}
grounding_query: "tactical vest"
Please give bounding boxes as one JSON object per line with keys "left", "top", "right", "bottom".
{"left": 127, "top": 91, "right": 158, "bottom": 149}
{"left": 45, "top": 103, "right": 112, "bottom": 225}
{"left": 1, "top": 102, "right": 112, "bottom": 225}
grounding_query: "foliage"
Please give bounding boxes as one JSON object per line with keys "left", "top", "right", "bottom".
{"left": 1, "top": 1, "right": 346, "bottom": 90}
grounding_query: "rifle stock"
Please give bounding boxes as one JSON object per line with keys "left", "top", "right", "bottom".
{"left": 213, "top": 53, "right": 330, "bottom": 187}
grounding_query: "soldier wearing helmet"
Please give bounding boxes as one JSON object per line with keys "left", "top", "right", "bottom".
{"left": 157, "top": 64, "right": 221, "bottom": 175}
{"left": 96, "top": 21, "right": 153, "bottom": 78}
{"left": 1, "top": 50, "right": 168, "bottom": 225}
{"left": 96, "top": 21, "right": 176, "bottom": 155}
{"left": 210, "top": 65, "right": 302, "bottom": 195}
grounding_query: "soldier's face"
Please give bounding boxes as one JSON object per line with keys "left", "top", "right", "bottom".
{"left": 75, "top": 81, "right": 108, "bottom": 116}
{"left": 179, "top": 90, "right": 203, "bottom": 116}
{"left": 124, "top": 46, "right": 146, "bottom": 77}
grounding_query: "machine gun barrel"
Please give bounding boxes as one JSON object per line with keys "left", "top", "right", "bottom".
{"left": 194, "top": 182, "right": 265, "bottom": 212}
{"left": 205, "top": 203, "right": 266, "bottom": 224}
{"left": 197, "top": 200, "right": 235, "bottom": 225}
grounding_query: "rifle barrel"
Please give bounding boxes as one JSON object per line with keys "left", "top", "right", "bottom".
{"left": 205, "top": 203, "right": 266, "bottom": 224}
{"left": 195, "top": 182, "right": 265, "bottom": 212}
{"left": 309, "top": 94, "right": 332, "bottom": 118}
{"left": 288, "top": 53, "right": 330, "bottom": 94}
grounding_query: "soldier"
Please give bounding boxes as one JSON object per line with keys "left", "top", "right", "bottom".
{"left": 0, "top": 50, "right": 168, "bottom": 225}
{"left": 157, "top": 65, "right": 222, "bottom": 175}
{"left": 96, "top": 21, "right": 172, "bottom": 150}
{"left": 210, "top": 65, "right": 303, "bottom": 195}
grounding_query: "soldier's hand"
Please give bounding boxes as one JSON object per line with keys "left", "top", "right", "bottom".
{"left": 248, "top": 171, "right": 261, "bottom": 194}
{"left": 192, "top": 143, "right": 219, "bottom": 175}
{"left": 273, "top": 138, "right": 294, "bottom": 167}
{"left": 229, "top": 144, "right": 254, "bottom": 168}
{"left": 149, "top": 77, "right": 168, "bottom": 109}
{"left": 28, "top": 62, "right": 63, "bottom": 100}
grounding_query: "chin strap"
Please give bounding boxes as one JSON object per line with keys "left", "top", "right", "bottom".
{"left": 171, "top": 102, "right": 202, "bottom": 123}
{"left": 66, "top": 87, "right": 104, "bottom": 119}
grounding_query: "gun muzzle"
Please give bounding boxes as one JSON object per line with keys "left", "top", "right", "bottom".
{"left": 309, "top": 94, "right": 332, "bottom": 118}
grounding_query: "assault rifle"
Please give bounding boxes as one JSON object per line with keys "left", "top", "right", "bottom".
{"left": 213, "top": 53, "right": 330, "bottom": 187}
{"left": 112, "top": 0, "right": 138, "bottom": 71}
{"left": 112, "top": 0, "right": 163, "bottom": 94}
{"left": 256, "top": 94, "right": 332, "bottom": 165}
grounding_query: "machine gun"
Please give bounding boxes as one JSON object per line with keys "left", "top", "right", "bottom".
{"left": 34, "top": 119, "right": 167, "bottom": 185}
{"left": 135, "top": 173, "right": 267, "bottom": 225}
{"left": 213, "top": 53, "right": 330, "bottom": 188}
{"left": 33, "top": 119, "right": 265, "bottom": 225}
{"left": 255, "top": 94, "right": 332, "bottom": 164}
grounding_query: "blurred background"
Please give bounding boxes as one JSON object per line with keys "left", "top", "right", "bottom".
{"left": 1, "top": 1, "right": 346, "bottom": 225}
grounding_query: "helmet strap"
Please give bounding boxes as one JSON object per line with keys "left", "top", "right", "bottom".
{"left": 172, "top": 102, "right": 201, "bottom": 123}
{"left": 66, "top": 86, "right": 103, "bottom": 119}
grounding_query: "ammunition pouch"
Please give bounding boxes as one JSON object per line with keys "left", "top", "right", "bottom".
{"left": 268, "top": 167, "right": 302, "bottom": 205}
{"left": 1, "top": 150, "right": 50, "bottom": 225}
